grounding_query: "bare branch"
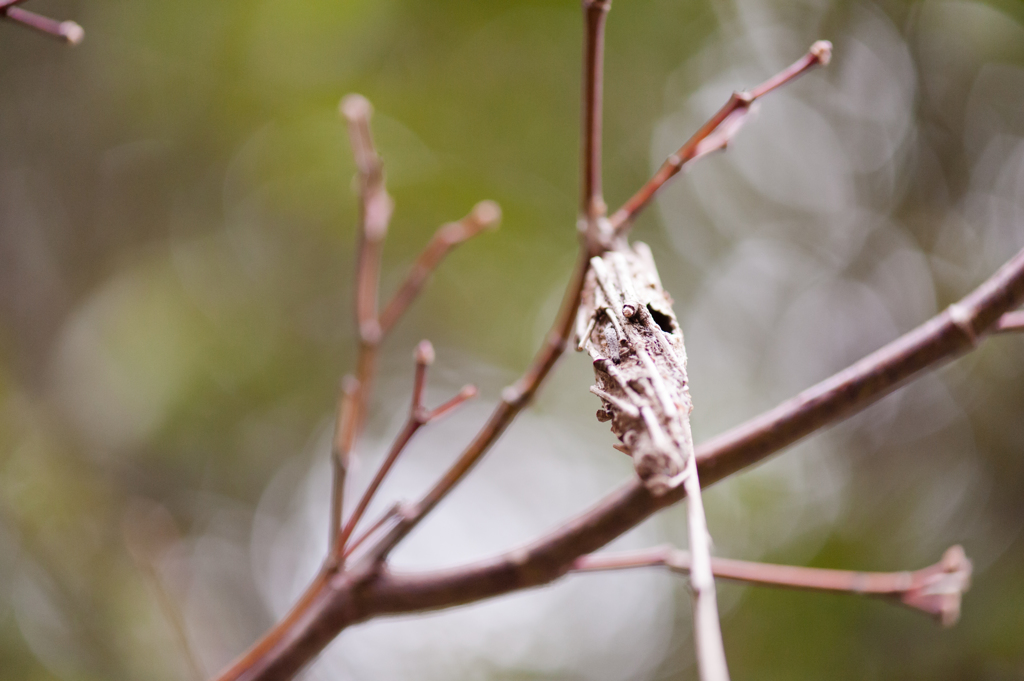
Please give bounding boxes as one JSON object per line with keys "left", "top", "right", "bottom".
{"left": 378, "top": 201, "right": 501, "bottom": 335}
{"left": 340, "top": 94, "right": 391, "bottom": 345}
{"left": 573, "top": 545, "right": 972, "bottom": 627}
{"left": 608, "top": 41, "right": 832, "bottom": 235}
{"left": 580, "top": 0, "right": 611, "bottom": 247}
{"left": 1, "top": 1, "right": 83, "bottom": 44}
{"left": 338, "top": 341, "right": 477, "bottom": 555}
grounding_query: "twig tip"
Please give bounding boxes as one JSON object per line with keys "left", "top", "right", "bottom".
{"left": 901, "top": 545, "right": 973, "bottom": 627}
{"left": 60, "top": 20, "right": 84, "bottom": 45}
{"left": 810, "top": 40, "right": 832, "bottom": 66}
{"left": 415, "top": 340, "right": 436, "bottom": 366}
{"left": 471, "top": 200, "right": 502, "bottom": 230}
{"left": 340, "top": 93, "right": 373, "bottom": 123}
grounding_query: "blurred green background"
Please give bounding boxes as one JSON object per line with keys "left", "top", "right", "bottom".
{"left": 2, "top": 0, "right": 1024, "bottom": 679}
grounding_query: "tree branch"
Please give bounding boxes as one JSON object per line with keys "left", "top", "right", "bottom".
{"left": 338, "top": 341, "right": 476, "bottom": 552}
{"left": 573, "top": 544, "right": 972, "bottom": 627}
{"left": 608, "top": 41, "right": 831, "bottom": 235}
{"left": 378, "top": 201, "right": 501, "bottom": 335}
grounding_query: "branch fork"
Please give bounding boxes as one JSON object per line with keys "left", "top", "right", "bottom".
{"left": 327, "top": 95, "right": 498, "bottom": 561}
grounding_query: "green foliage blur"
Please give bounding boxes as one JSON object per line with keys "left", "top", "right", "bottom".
{"left": 2, "top": 0, "right": 1024, "bottom": 679}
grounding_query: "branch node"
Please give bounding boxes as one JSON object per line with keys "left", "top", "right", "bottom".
{"left": 946, "top": 303, "right": 978, "bottom": 346}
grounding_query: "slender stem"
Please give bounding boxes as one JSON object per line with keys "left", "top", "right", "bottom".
{"left": 681, "top": 441, "right": 730, "bottom": 681}
{"left": 573, "top": 545, "right": 972, "bottom": 625}
{"left": 327, "top": 95, "right": 393, "bottom": 556}
{"left": 379, "top": 201, "right": 501, "bottom": 335}
{"left": 410, "top": 340, "right": 435, "bottom": 413}
{"left": 609, "top": 41, "right": 831, "bottom": 234}
{"left": 339, "top": 418, "right": 421, "bottom": 551}
{"left": 993, "top": 309, "right": 1024, "bottom": 333}
{"left": 427, "top": 385, "right": 478, "bottom": 420}
{"left": 580, "top": 0, "right": 611, "bottom": 243}
{"left": 328, "top": 376, "right": 360, "bottom": 556}
{"left": 341, "top": 95, "right": 390, "bottom": 343}
{"left": 2, "top": 3, "right": 83, "bottom": 44}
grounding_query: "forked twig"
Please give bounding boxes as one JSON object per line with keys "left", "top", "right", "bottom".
{"left": 573, "top": 545, "right": 972, "bottom": 627}
{"left": 338, "top": 341, "right": 476, "bottom": 552}
{"left": 1, "top": 0, "right": 83, "bottom": 44}
{"left": 608, "top": 41, "right": 832, "bottom": 235}
{"left": 328, "top": 95, "right": 496, "bottom": 559}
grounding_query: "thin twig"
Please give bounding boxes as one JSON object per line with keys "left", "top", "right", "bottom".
{"left": 379, "top": 201, "right": 501, "bottom": 335}
{"left": 1, "top": 1, "right": 83, "bottom": 44}
{"left": 325, "top": 94, "right": 396, "bottom": 557}
{"left": 993, "top": 309, "right": 1024, "bottom": 333}
{"left": 580, "top": 0, "right": 611, "bottom": 250}
{"left": 341, "top": 94, "right": 391, "bottom": 342}
{"left": 608, "top": 41, "right": 831, "bottom": 235}
{"left": 681, "top": 459, "right": 730, "bottom": 681}
{"left": 573, "top": 545, "right": 972, "bottom": 626}
{"left": 328, "top": 376, "right": 360, "bottom": 555}
{"left": 338, "top": 341, "right": 477, "bottom": 552}
{"left": 329, "top": 96, "right": 499, "bottom": 557}
{"left": 343, "top": 504, "right": 401, "bottom": 559}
